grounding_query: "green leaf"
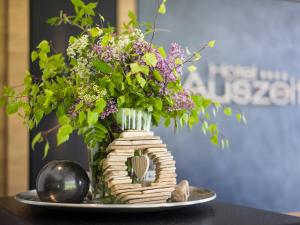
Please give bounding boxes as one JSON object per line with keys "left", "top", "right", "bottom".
{"left": 210, "top": 133, "right": 219, "bottom": 145}
{"left": 167, "top": 81, "right": 182, "bottom": 92}
{"left": 158, "top": 0, "right": 167, "bottom": 14}
{"left": 191, "top": 95, "right": 202, "bottom": 108}
{"left": 208, "top": 123, "right": 218, "bottom": 134}
{"left": 236, "top": 113, "right": 242, "bottom": 122}
{"left": 117, "top": 95, "right": 125, "bottom": 107}
{"left": 158, "top": 47, "right": 166, "bottom": 59}
{"left": 164, "top": 117, "right": 170, "bottom": 127}
{"left": 75, "top": 101, "right": 83, "bottom": 111}
{"left": 32, "top": 132, "right": 43, "bottom": 150}
{"left": 208, "top": 40, "right": 216, "bottom": 48}
{"left": 44, "top": 89, "right": 53, "bottom": 96}
{"left": 6, "top": 102, "right": 18, "bottom": 115}
{"left": 203, "top": 121, "right": 209, "bottom": 129}
{"left": 37, "top": 40, "right": 50, "bottom": 53}
{"left": 175, "top": 58, "right": 182, "bottom": 65}
{"left": 152, "top": 98, "right": 162, "bottom": 110}
{"left": 31, "top": 51, "right": 39, "bottom": 62}
{"left": 194, "top": 52, "right": 202, "bottom": 61}
{"left": 136, "top": 74, "right": 146, "bottom": 88}
{"left": 111, "top": 72, "right": 123, "bottom": 83}
{"left": 58, "top": 115, "right": 71, "bottom": 126}
{"left": 71, "top": 0, "right": 84, "bottom": 7}
{"left": 89, "top": 27, "right": 103, "bottom": 37}
{"left": 81, "top": 122, "right": 108, "bottom": 148}
{"left": 87, "top": 110, "right": 98, "bottom": 126}
{"left": 130, "top": 63, "right": 149, "bottom": 75}
{"left": 78, "top": 111, "right": 86, "bottom": 125}
{"left": 93, "top": 60, "right": 113, "bottom": 74}
{"left": 94, "top": 98, "right": 106, "bottom": 113}
{"left": 57, "top": 124, "right": 73, "bottom": 146}
{"left": 223, "top": 107, "right": 232, "bottom": 116}
{"left": 99, "top": 15, "right": 105, "bottom": 22}
{"left": 43, "top": 142, "right": 50, "bottom": 159}
{"left": 188, "top": 65, "right": 197, "bottom": 73}
{"left": 142, "top": 53, "right": 157, "bottom": 67}
{"left": 153, "top": 70, "right": 163, "bottom": 82}
{"left": 46, "top": 16, "right": 60, "bottom": 25}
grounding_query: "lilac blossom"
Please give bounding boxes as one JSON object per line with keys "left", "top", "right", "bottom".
{"left": 93, "top": 45, "right": 128, "bottom": 63}
{"left": 100, "top": 100, "right": 118, "bottom": 119}
{"left": 132, "top": 41, "right": 151, "bottom": 55}
{"left": 155, "top": 51, "right": 176, "bottom": 83}
{"left": 170, "top": 90, "right": 194, "bottom": 111}
{"left": 167, "top": 42, "right": 185, "bottom": 75}
{"left": 168, "top": 43, "right": 185, "bottom": 61}
{"left": 154, "top": 43, "right": 185, "bottom": 90}
{"left": 93, "top": 45, "right": 115, "bottom": 63}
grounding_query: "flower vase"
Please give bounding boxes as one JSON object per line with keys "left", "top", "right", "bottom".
{"left": 87, "top": 108, "right": 152, "bottom": 203}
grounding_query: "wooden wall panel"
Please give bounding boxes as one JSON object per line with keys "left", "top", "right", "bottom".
{"left": 0, "top": 0, "right": 7, "bottom": 196}
{"left": 6, "top": 0, "right": 29, "bottom": 195}
{"left": 117, "top": 0, "right": 137, "bottom": 33}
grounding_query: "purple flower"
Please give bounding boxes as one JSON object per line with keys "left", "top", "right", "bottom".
{"left": 170, "top": 90, "right": 194, "bottom": 111}
{"left": 132, "top": 41, "right": 151, "bottom": 55}
{"left": 93, "top": 45, "right": 115, "bottom": 63}
{"left": 100, "top": 100, "right": 118, "bottom": 119}
{"left": 154, "top": 43, "right": 185, "bottom": 90}
{"left": 168, "top": 43, "right": 185, "bottom": 62}
{"left": 167, "top": 42, "right": 185, "bottom": 75}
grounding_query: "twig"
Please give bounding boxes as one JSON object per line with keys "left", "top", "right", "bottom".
{"left": 150, "top": 0, "right": 161, "bottom": 44}
{"left": 41, "top": 124, "right": 61, "bottom": 138}
{"left": 182, "top": 43, "right": 209, "bottom": 65}
{"left": 63, "top": 14, "right": 87, "bottom": 32}
{"left": 49, "top": 41, "right": 59, "bottom": 54}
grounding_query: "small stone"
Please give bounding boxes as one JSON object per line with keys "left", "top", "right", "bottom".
{"left": 171, "top": 180, "right": 190, "bottom": 202}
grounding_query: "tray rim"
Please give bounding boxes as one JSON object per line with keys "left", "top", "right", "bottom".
{"left": 14, "top": 186, "right": 216, "bottom": 209}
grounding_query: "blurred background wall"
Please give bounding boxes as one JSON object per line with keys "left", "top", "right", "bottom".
{"left": 139, "top": 0, "right": 300, "bottom": 212}
{"left": 1, "top": 0, "right": 300, "bottom": 213}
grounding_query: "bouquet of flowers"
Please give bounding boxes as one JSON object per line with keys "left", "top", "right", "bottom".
{"left": 0, "top": 0, "right": 244, "bottom": 200}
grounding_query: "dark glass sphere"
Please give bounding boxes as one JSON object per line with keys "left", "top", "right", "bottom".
{"left": 36, "top": 160, "right": 90, "bottom": 203}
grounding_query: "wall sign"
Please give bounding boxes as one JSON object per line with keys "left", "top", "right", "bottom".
{"left": 184, "top": 63, "right": 300, "bottom": 106}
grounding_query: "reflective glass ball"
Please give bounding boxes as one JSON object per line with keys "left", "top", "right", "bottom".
{"left": 36, "top": 160, "right": 90, "bottom": 203}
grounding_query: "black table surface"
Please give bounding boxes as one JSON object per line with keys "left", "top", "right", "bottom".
{"left": 1, "top": 197, "right": 300, "bottom": 225}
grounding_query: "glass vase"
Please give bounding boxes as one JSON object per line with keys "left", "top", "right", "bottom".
{"left": 87, "top": 143, "right": 107, "bottom": 202}
{"left": 115, "top": 108, "right": 152, "bottom": 131}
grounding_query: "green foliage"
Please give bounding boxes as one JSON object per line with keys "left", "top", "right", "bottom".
{"left": 157, "top": 47, "right": 166, "bottom": 59}
{"left": 57, "top": 124, "right": 73, "bottom": 146}
{"left": 208, "top": 40, "right": 216, "bottom": 48}
{"left": 153, "top": 70, "right": 163, "bottom": 82}
{"left": 32, "top": 132, "right": 43, "bottom": 150}
{"left": 223, "top": 107, "right": 232, "bottom": 116}
{"left": 93, "top": 60, "right": 112, "bottom": 74}
{"left": 0, "top": 0, "right": 244, "bottom": 159}
{"left": 142, "top": 53, "right": 157, "bottom": 67}
{"left": 158, "top": 0, "right": 168, "bottom": 14}
{"left": 80, "top": 122, "right": 108, "bottom": 148}
{"left": 130, "top": 63, "right": 149, "bottom": 75}
{"left": 188, "top": 65, "right": 197, "bottom": 73}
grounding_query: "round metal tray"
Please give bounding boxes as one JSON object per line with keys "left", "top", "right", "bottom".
{"left": 15, "top": 186, "right": 216, "bottom": 213}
